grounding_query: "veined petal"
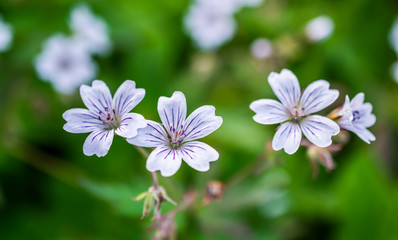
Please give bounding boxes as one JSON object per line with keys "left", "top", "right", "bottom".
{"left": 183, "top": 105, "right": 222, "bottom": 142}
{"left": 80, "top": 80, "right": 113, "bottom": 115}
{"left": 83, "top": 129, "right": 114, "bottom": 157}
{"left": 180, "top": 141, "right": 219, "bottom": 172}
{"left": 353, "top": 102, "right": 376, "bottom": 128}
{"left": 300, "top": 80, "right": 339, "bottom": 115}
{"left": 337, "top": 95, "right": 354, "bottom": 129}
{"left": 112, "top": 80, "right": 145, "bottom": 116}
{"left": 63, "top": 108, "right": 103, "bottom": 133}
{"left": 350, "top": 126, "right": 376, "bottom": 144}
{"left": 272, "top": 122, "right": 302, "bottom": 154}
{"left": 268, "top": 69, "right": 301, "bottom": 109}
{"left": 350, "top": 92, "right": 365, "bottom": 110}
{"left": 115, "top": 113, "right": 147, "bottom": 138}
{"left": 158, "top": 91, "right": 187, "bottom": 134}
{"left": 300, "top": 115, "right": 339, "bottom": 148}
{"left": 146, "top": 146, "right": 182, "bottom": 177}
{"left": 250, "top": 99, "right": 290, "bottom": 125}
{"left": 126, "top": 120, "right": 168, "bottom": 148}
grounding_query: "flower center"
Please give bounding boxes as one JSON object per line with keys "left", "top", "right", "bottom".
{"left": 167, "top": 127, "right": 186, "bottom": 149}
{"left": 290, "top": 105, "right": 306, "bottom": 122}
{"left": 352, "top": 110, "right": 360, "bottom": 122}
{"left": 98, "top": 107, "right": 120, "bottom": 130}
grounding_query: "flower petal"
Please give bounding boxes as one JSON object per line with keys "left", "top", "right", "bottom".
{"left": 337, "top": 95, "right": 354, "bottom": 129}
{"left": 146, "top": 146, "right": 182, "bottom": 177}
{"left": 112, "top": 80, "right": 145, "bottom": 116}
{"left": 350, "top": 92, "right": 365, "bottom": 109}
{"left": 353, "top": 102, "right": 376, "bottom": 128}
{"left": 268, "top": 69, "right": 301, "bottom": 109}
{"left": 126, "top": 120, "right": 168, "bottom": 148}
{"left": 63, "top": 108, "right": 103, "bottom": 133}
{"left": 80, "top": 80, "right": 113, "bottom": 115}
{"left": 350, "top": 126, "right": 376, "bottom": 144}
{"left": 158, "top": 91, "right": 187, "bottom": 134}
{"left": 115, "top": 113, "right": 147, "bottom": 138}
{"left": 183, "top": 105, "right": 223, "bottom": 142}
{"left": 300, "top": 115, "right": 340, "bottom": 148}
{"left": 250, "top": 99, "right": 290, "bottom": 125}
{"left": 272, "top": 122, "right": 302, "bottom": 154}
{"left": 300, "top": 80, "right": 339, "bottom": 115}
{"left": 180, "top": 141, "right": 219, "bottom": 172}
{"left": 83, "top": 129, "right": 114, "bottom": 157}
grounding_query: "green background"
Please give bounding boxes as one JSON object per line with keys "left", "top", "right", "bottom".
{"left": 0, "top": 0, "right": 397, "bottom": 239}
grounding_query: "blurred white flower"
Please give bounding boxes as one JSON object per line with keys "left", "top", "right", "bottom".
{"left": 337, "top": 93, "right": 376, "bottom": 144}
{"left": 35, "top": 34, "right": 97, "bottom": 94}
{"left": 184, "top": 3, "right": 236, "bottom": 51}
{"left": 69, "top": 3, "right": 111, "bottom": 56}
{"left": 195, "top": 0, "right": 241, "bottom": 15}
{"left": 63, "top": 80, "right": 147, "bottom": 157}
{"left": 250, "top": 69, "right": 340, "bottom": 154}
{"left": 0, "top": 15, "right": 12, "bottom": 52}
{"left": 389, "top": 17, "right": 398, "bottom": 55}
{"left": 391, "top": 61, "right": 398, "bottom": 83}
{"left": 236, "top": 0, "right": 265, "bottom": 8}
{"left": 250, "top": 38, "right": 273, "bottom": 59}
{"left": 127, "top": 91, "right": 222, "bottom": 177}
{"left": 305, "top": 16, "right": 334, "bottom": 42}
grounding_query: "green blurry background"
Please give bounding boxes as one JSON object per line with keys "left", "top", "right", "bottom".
{"left": 1, "top": 0, "right": 398, "bottom": 239}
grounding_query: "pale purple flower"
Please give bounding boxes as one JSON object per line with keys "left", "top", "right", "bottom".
{"left": 250, "top": 38, "right": 273, "bottom": 59}
{"left": 127, "top": 91, "right": 222, "bottom": 177}
{"left": 63, "top": 80, "right": 147, "bottom": 157}
{"left": 250, "top": 69, "right": 340, "bottom": 154}
{"left": 337, "top": 93, "right": 376, "bottom": 144}
{"left": 305, "top": 16, "right": 334, "bottom": 42}
{"left": 69, "top": 3, "right": 111, "bottom": 56}
{"left": 0, "top": 15, "right": 12, "bottom": 52}
{"left": 35, "top": 34, "right": 97, "bottom": 94}
{"left": 184, "top": 2, "right": 236, "bottom": 51}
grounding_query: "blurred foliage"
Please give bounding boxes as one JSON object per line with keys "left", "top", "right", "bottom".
{"left": 1, "top": 0, "right": 398, "bottom": 239}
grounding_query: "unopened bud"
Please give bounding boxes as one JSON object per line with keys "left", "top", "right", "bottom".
{"left": 204, "top": 181, "right": 225, "bottom": 205}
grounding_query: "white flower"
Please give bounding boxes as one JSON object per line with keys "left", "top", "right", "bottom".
{"left": 337, "top": 93, "right": 376, "bottom": 144}
{"left": 35, "top": 34, "right": 97, "bottom": 94}
{"left": 195, "top": 0, "right": 241, "bottom": 15}
{"left": 63, "top": 80, "right": 147, "bottom": 157}
{"left": 184, "top": 3, "right": 236, "bottom": 51}
{"left": 236, "top": 0, "right": 264, "bottom": 8}
{"left": 305, "top": 16, "right": 334, "bottom": 42}
{"left": 250, "top": 69, "right": 340, "bottom": 154}
{"left": 389, "top": 17, "right": 398, "bottom": 55}
{"left": 69, "top": 3, "right": 111, "bottom": 56}
{"left": 0, "top": 15, "right": 12, "bottom": 52}
{"left": 127, "top": 91, "right": 223, "bottom": 177}
{"left": 250, "top": 38, "right": 273, "bottom": 59}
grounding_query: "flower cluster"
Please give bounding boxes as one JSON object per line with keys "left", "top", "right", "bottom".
{"left": 0, "top": 15, "right": 12, "bottom": 52}
{"left": 250, "top": 69, "right": 376, "bottom": 157}
{"left": 63, "top": 81, "right": 223, "bottom": 177}
{"left": 184, "top": 0, "right": 265, "bottom": 51}
{"left": 35, "top": 3, "right": 111, "bottom": 94}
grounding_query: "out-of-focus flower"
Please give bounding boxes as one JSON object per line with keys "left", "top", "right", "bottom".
{"left": 127, "top": 91, "right": 223, "bottom": 177}
{"left": 336, "top": 93, "right": 376, "bottom": 144}
{"left": 236, "top": 0, "right": 265, "bottom": 8}
{"left": 305, "top": 140, "right": 342, "bottom": 178}
{"left": 35, "top": 34, "right": 97, "bottom": 94}
{"left": 0, "top": 15, "right": 12, "bottom": 52}
{"left": 63, "top": 80, "right": 147, "bottom": 157}
{"left": 196, "top": 0, "right": 241, "bottom": 15}
{"left": 250, "top": 38, "right": 273, "bottom": 59}
{"left": 389, "top": 17, "right": 398, "bottom": 55}
{"left": 250, "top": 69, "right": 340, "bottom": 154}
{"left": 305, "top": 16, "right": 334, "bottom": 42}
{"left": 391, "top": 61, "right": 398, "bottom": 83}
{"left": 184, "top": 2, "right": 236, "bottom": 51}
{"left": 203, "top": 181, "right": 225, "bottom": 205}
{"left": 69, "top": 3, "right": 111, "bottom": 56}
